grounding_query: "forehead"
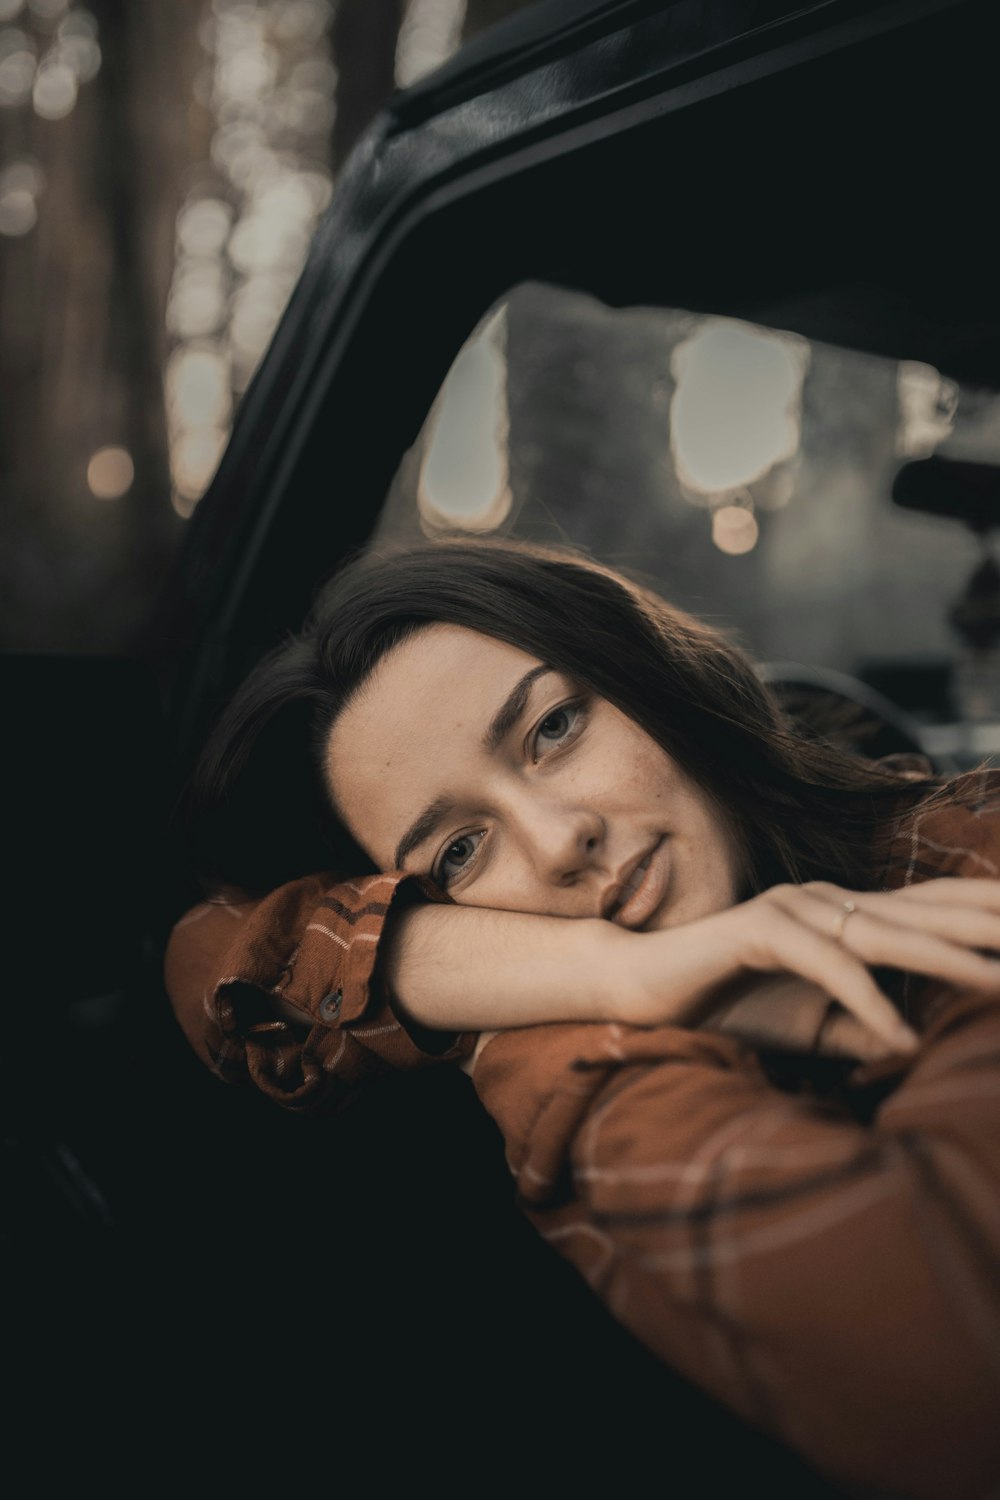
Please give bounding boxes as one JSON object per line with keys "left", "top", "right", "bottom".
{"left": 324, "top": 624, "right": 544, "bottom": 858}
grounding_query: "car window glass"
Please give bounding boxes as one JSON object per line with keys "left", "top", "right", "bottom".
{"left": 377, "top": 280, "right": 1000, "bottom": 760}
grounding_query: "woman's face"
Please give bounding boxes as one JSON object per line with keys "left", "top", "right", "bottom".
{"left": 325, "top": 624, "right": 742, "bottom": 929}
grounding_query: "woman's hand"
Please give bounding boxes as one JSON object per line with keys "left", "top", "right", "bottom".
{"left": 461, "top": 974, "right": 906, "bottom": 1077}
{"left": 390, "top": 876, "right": 1000, "bottom": 1072}
{"left": 623, "top": 877, "right": 1000, "bottom": 1054}
{"left": 700, "top": 975, "right": 897, "bottom": 1062}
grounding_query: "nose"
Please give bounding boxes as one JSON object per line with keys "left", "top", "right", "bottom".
{"left": 519, "top": 797, "right": 605, "bottom": 886}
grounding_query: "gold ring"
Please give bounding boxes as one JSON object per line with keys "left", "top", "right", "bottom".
{"left": 832, "top": 900, "right": 857, "bottom": 942}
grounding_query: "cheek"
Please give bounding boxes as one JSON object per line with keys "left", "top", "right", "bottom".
{"left": 580, "top": 712, "right": 668, "bottom": 798}
{"left": 615, "top": 734, "right": 682, "bottom": 805}
{"left": 451, "top": 850, "right": 548, "bottom": 915}
{"left": 450, "top": 839, "right": 581, "bottom": 920}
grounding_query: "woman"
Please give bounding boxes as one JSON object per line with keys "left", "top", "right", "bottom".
{"left": 167, "top": 538, "right": 1000, "bottom": 1497}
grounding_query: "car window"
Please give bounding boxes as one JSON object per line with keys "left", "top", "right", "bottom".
{"left": 377, "top": 280, "right": 1000, "bottom": 763}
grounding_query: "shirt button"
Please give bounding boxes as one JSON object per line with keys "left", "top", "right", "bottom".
{"left": 319, "top": 989, "right": 343, "bottom": 1023}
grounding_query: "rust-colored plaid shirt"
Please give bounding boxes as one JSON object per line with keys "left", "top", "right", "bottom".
{"left": 165, "top": 871, "right": 474, "bottom": 1112}
{"left": 165, "top": 770, "right": 1000, "bottom": 1497}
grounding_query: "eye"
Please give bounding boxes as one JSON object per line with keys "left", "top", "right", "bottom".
{"left": 434, "top": 830, "right": 485, "bottom": 886}
{"left": 531, "top": 700, "right": 586, "bottom": 758}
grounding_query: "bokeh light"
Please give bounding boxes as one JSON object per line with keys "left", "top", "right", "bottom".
{"left": 271, "top": 0, "right": 329, "bottom": 46}
{"left": 711, "top": 502, "right": 759, "bottom": 555}
{"left": 87, "top": 446, "right": 134, "bottom": 500}
{"left": 167, "top": 258, "right": 229, "bottom": 339}
{"left": 229, "top": 272, "right": 293, "bottom": 372}
{"left": 28, "top": 0, "right": 70, "bottom": 20}
{"left": 166, "top": 345, "right": 232, "bottom": 429}
{"left": 164, "top": 0, "right": 336, "bottom": 515}
{"left": 176, "top": 196, "right": 232, "bottom": 257}
{"left": 0, "top": 159, "right": 42, "bottom": 233}
{"left": 0, "top": 4, "right": 100, "bottom": 139}
{"left": 171, "top": 425, "right": 229, "bottom": 502}
{"left": 32, "top": 57, "right": 77, "bottom": 118}
{"left": 0, "top": 182, "right": 34, "bottom": 232}
{"left": 56, "top": 8, "right": 100, "bottom": 83}
{"left": 396, "top": 0, "right": 467, "bottom": 87}
{"left": 0, "top": 30, "right": 37, "bottom": 107}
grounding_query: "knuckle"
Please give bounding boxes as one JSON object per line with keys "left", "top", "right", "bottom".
{"left": 760, "top": 882, "right": 796, "bottom": 905}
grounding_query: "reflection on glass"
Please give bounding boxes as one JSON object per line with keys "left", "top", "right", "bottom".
{"left": 418, "top": 308, "right": 512, "bottom": 533}
{"left": 896, "top": 360, "right": 958, "bottom": 458}
{"left": 670, "top": 319, "right": 808, "bottom": 497}
{"left": 381, "top": 280, "right": 1000, "bottom": 745}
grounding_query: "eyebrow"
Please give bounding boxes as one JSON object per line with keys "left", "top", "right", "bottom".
{"left": 483, "top": 664, "right": 553, "bottom": 753}
{"left": 393, "top": 793, "right": 456, "bottom": 872}
{"left": 392, "top": 665, "right": 554, "bottom": 870}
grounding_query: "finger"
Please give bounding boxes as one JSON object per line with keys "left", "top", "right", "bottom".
{"left": 873, "top": 882, "right": 1000, "bottom": 947}
{"left": 803, "top": 877, "right": 1000, "bottom": 910}
{"left": 850, "top": 917, "right": 1000, "bottom": 990}
{"left": 773, "top": 886, "right": 1000, "bottom": 987}
{"left": 816, "top": 1008, "right": 894, "bottom": 1062}
{"left": 745, "top": 906, "right": 920, "bottom": 1052}
{"left": 804, "top": 878, "right": 1000, "bottom": 929}
{"left": 856, "top": 899, "right": 1000, "bottom": 955}
{"left": 886, "top": 877, "right": 1000, "bottom": 907}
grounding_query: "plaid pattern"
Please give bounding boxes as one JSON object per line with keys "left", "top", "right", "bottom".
{"left": 165, "top": 770, "right": 1000, "bottom": 1492}
{"left": 165, "top": 870, "right": 474, "bottom": 1114}
{"left": 472, "top": 768, "right": 1000, "bottom": 1497}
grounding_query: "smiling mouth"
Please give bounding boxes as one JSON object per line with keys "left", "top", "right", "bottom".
{"left": 606, "top": 839, "right": 668, "bottom": 929}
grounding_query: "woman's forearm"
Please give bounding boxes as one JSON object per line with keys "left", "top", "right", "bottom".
{"left": 383, "top": 876, "right": 1000, "bottom": 1053}
{"left": 380, "top": 901, "right": 635, "bottom": 1031}
{"left": 384, "top": 902, "right": 904, "bottom": 1065}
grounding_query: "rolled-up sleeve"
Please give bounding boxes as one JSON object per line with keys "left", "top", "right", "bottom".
{"left": 164, "top": 871, "right": 475, "bottom": 1114}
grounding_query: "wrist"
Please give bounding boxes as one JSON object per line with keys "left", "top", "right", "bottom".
{"left": 580, "top": 919, "right": 651, "bottom": 1025}
{"left": 611, "top": 906, "right": 748, "bottom": 1029}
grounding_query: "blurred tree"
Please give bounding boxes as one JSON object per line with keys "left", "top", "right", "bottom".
{"left": 0, "top": 0, "right": 203, "bottom": 651}
{"left": 0, "top": 0, "right": 538, "bottom": 652}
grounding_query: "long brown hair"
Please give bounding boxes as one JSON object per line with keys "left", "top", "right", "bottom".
{"left": 183, "top": 536, "right": 930, "bottom": 895}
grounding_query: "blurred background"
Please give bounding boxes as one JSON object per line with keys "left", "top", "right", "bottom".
{"left": 3, "top": 0, "right": 999, "bottom": 757}
{"left": 0, "top": 0, "right": 535, "bottom": 653}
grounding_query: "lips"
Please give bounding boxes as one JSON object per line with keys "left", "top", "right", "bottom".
{"left": 604, "top": 838, "right": 668, "bottom": 929}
